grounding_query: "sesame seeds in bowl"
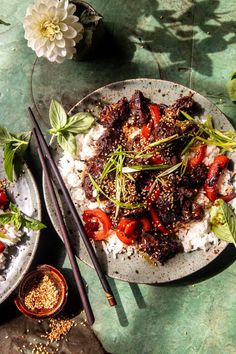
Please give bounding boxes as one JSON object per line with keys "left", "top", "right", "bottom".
{"left": 15, "top": 264, "right": 68, "bottom": 319}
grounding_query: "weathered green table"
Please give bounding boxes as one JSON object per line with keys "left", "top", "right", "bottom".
{"left": 0, "top": 0, "right": 236, "bottom": 353}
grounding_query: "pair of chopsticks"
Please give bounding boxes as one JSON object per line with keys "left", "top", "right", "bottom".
{"left": 28, "top": 107, "right": 116, "bottom": 326}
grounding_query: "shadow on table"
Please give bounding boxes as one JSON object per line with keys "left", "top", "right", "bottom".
{"left": 0, "top": 147, "right": 67, "bottom": 325}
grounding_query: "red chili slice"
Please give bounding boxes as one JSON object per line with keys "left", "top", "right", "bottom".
{"left": 0, "top": 190, "right": 8, "bottom": 207}
{"left": 188, "top": 144, "right": 207, "bottom": 169}
{"left": 115, "top": 217, "right": 151, "bottom": 245}
{"left": 141, "top": 121, "right": 153, "bottom": 139}
{"left": 141, "top": 103, "right": 161, "bottom": 140}
{"left": 140, "top": 217, "right": 151, "bottom": 232}
{"left": 0, "top": 241, "right": 5, "bottom": 254}
{"left": 150, "top": 207, "right": 169, "bottom": 235}
{"left": 148, "top": 103, "right": 161, "bottom": 128}
{"left": 149, "top": 155, "right": 165, "bottom": 165}
{"left": 82, "top": 208, "right": 112, "bottom": 241}
{"left": 204, "top": 155, "right": 235, "bottom": 202}
{"left": 115, "top": 229, "right": 135, "bottom": 245}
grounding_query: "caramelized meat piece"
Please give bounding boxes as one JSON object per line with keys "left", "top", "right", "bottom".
{"left": 180, "top": 164, "right": 208, "bottom": 189}
{"left": 155, "top": 120, "right": 182, "bottom": 139}
{"left": 155, "top": 191, "right": 181, "bottom": 226}
{"left": 83, "top": 175, "right": 96, "bottom": 201}
{"left": 96, "top": 128, "right": 120, "bottom": 156}
{"left": 129, "top": 90, "right": 150, "bottom": 126}
{"left": 139, "top": 233, "right": 183, "bottom": 264}
{"left": 182, "top": 200, "right": 204, "bottom": 222}
{"left": 168, "top": 93, "right": 194, "bottom": 118}
{"left": 100, "top": 97, "right": 129, "bottom": 129}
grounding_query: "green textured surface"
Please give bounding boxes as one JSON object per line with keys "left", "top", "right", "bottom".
{"left": 0, "top": 1, "right": 236, "bottom": 354}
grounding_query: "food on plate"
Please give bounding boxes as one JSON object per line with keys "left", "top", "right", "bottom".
{"left": 0, "top": 179, "right": 46, "bottom": 276}
{"left": 59, "top": 90, "right": 236, "bottom": 264}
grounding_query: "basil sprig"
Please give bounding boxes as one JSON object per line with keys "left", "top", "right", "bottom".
{"left": 0, "top": 202, "right": 46, "bottom": 231}
{"left": 0, "top": 127, "right": 31, "bottom": 181}
{"left": 226, "top": 70, "right": 236, "bottom": 102}
{"left": 210, "top": 199, "right": 236, "bottom": 247}
{"left": 48, "top": 100, "right": 95, "bottom": 155}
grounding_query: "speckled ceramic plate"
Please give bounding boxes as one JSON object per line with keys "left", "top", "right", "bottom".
{"left": 43, "top": 78, "right": 234, "bottom": 283}
{"left": 0, "top": 150, "right": 41, "bottom": 303}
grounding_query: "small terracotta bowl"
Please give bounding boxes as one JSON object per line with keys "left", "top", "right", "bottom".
{"left": 15, "top": 264, "right": 68, "bottom": 319}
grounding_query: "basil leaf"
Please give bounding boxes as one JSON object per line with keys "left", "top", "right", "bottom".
{"left": 63, "top": 112, "right": 94, "bottom": 134}
{"left": 16, "top": 130, "right": 32, "bottom": 147}
{"left": 49, "top": 100, "right": 67, "bottom": 130}
{"left": 13, "top": 213, "right": 23, "bottom": 230}
{"left": 230, "top": 70, "right": 236, "bottom": 80}
{"left": 22, "top": 216, "right": 46, "bottom": 231}
{"left": 0, "top": 127, "right": 12, "bottom": 145}
{"left": 4, "top": 143, "right": 16, "bottom": 182}
{"left": 0, "top": 202, "right": 46, "bottom": 231}
{"left": 9, "top": 202, "right": 19, "bottom": 213}
{"left": 57, "top": 133, "right": 77, "bottom": 156}
{"left": 210, "top": 199, "right": 236, "bottom": 247}
{"left": 226, "top": 78, "right": 236, "bottom": 102}
{"left": 0, "top": 213, "right": 14, "bottom": 224}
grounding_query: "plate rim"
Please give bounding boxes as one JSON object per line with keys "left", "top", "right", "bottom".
{"left": 0, "top": 162, "right": 41, "bottom": 304}
{"left": 43, "top": 78, "right": 232, "bottom": 283}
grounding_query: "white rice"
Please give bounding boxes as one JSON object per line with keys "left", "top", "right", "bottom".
{"left": 59, "top": 122, "right": 234, "bottom": 258}
{"left": 0, "top": 252, "right": 6, "bottom": 270}
{"left": 177, "top": 211, "right": 218, "bottom": 252}
{"left": 0, "top": 223, "right": 23, "bottom": 276}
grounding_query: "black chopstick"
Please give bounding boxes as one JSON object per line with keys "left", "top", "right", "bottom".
{"left": 28, "top": 107, "right": 116, "bottom": 307}
{"left": 32, "top": 127, "right": 95, "bottom": 325}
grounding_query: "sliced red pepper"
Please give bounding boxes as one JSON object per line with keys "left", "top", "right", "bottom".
{"left": 115, "top": 217, "right": 151, "bottom": 245}
{"left": 148, "top": 103, "right": 161, "bottom": 128}
{"left": 141, "top": 121, "right": 153, "bottom": 139}
{"left": 115, "top": 219, "right": 137, "bottom": 245}
{"left": 150, "top": 207, "right": 169, "bottom": 235}
{"left": 82, "top": 208, "right": 112, "bottom": 240}
{"left": 140, "top": 217, "right": 151, "bottom": 232}
{"left": 188, "top": 144, "right": 207, "bottom": 169}
{"left": 204, "top": 155, "right": 235, "bottom": 202}
{"left": 115, "top": 229, "right": 135, "bottom": 245}
{"left": 0, "top": 190, "right": 8, "bottom": 207}
{"left": 0, "top": 241, "right": 5, "bottom": 254}
{"left": 149, "top": 155, "right": 165, "bottom": 165}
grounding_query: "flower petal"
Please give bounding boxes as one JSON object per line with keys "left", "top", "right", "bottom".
{"left": 63, "top": 26, "right": 77, "bottom": 39}
{"left": 55, "top": 37, "right": 65, "bottom": 48}
{"left": 59, "top": 22, "right": 68, "bottom": 31}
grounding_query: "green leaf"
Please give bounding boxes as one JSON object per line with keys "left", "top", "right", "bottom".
{"left": 22, "top": 216, "right": 46, "bottom": 231}
{"left": 226, "top": 78, "right": 236, "bottom": 102}
{"left": 9, "top": 202, "right": 19, "bottom": 213}
{"left": 210, "top": 199, "right": 236, "bottom": 247}
{"left": 230, "top": 70, "right": 236, "bottom": 80}
{"left": 3, "top": 143, "right": 16, "bottom": 182}
{"left": 64, "top": 112, "right": 95, "bottom": 134}
{"left": 57, "top": 133, "right": 77, "bottom": 155}
{"left": 49, "top": 100, "right": 67, "bottom": 130}
{"left": 0, "top": 126, "right": 12, "bottom": 145}
{"left": 13, "top": 213, "right": 23, "bottom": 230}
{"left": 0, "top": 213, "right": 14, "bottom": 224}
{"left": 0, "top": 202, "right": 46, "bottom": 231}
{"left": 16, "top": 130, "right": 32, "bottom": 146}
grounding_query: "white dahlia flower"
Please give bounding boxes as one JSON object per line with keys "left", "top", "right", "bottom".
{"left": 23, "top": 0, "right": 84, "bottom": 63}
